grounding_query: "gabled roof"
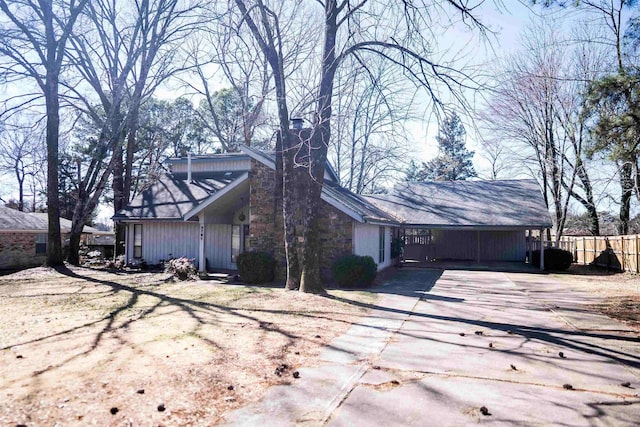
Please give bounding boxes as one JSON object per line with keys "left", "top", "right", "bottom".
{"left": 114, "top": 148, "right": 552, "bottom": 230}
{"left": 365, "top": 179, "right": 552, "bottom": 229}
{"left": 114, "top": 171, "right": 246, "bottom": 220}
{"left": 241, "top": 145, "right": 397, "bottom": 224}
{"left": 183, "top": 172, "right": 249, "bottom": 220}
{"left": 240, "top": 145, "right": 340, "bottom": 184}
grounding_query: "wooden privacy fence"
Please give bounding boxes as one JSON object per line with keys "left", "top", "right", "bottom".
{"left": 558, "top": 234, "right": 640, "bottom": 274}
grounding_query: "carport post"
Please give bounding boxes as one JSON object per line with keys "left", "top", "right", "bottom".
{"left": 477, "top": 230, "right": 481, "bottom": 263}
{"left": 527, "top": 229, "right": 532, "bottom": 264}
{"left": 199, "top": 214, "right": 206, "bottom": 273}
{"left": 540, "top": 228, "right": 545, "bottom": 271}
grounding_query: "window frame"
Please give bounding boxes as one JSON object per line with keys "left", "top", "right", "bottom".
{"left": 379, "top": 226, "right": 385, "bottom": 264}
{"left": 35, "top": 233, "right": 47, "bottom": 254}
{"left": 133, "top": 224, "right": 143, "bottom": 259}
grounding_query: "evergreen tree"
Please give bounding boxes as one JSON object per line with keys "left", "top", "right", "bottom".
{"left": 407, "top": 112, "right": 476, "bottom": 181}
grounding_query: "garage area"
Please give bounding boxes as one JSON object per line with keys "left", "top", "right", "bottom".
{"left": 364, "top": 179, "right": 552, "bottom": 266}
{"left": 403, "top": 228, "right": 528, "bottom": 262}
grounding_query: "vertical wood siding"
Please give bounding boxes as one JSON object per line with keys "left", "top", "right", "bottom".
{"left": 172, "top": 158, "right": 251, "bottom": 173}
{"left": 353, "top": 223, "right": 392, "bottom": 269}
{"left": 141, "top": 222, "right": 199, "bottom": 264}
{"left": 431, "top": 229, "right": 525, "bottom": 261}
{"left": 204, "top": 224, "right": 233, "bottom": 270}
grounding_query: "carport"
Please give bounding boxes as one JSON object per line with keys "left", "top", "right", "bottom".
{"left": 364, "top": 179, "right": 553, "bottom": 270}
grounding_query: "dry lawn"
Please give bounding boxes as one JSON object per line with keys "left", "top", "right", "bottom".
{"left": 0, "top": 266, "right": 375, "bottom": 426}
{"left": 551, "top": 264, "right": 640, "bottom": 331}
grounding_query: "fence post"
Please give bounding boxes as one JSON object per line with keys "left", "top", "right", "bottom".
{"left": 621, "top": 235, "right": 625, "bottom": 272}
{"left": 636, "top": 234, "right": 639, "bottom": 274}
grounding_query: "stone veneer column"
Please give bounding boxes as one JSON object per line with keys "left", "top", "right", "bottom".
{"left": 248, "top": 159, "right": 355, "bottom": 282}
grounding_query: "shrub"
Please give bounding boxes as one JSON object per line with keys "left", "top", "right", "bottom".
{"left": 105, "top": 255, "right": 125, "bottom": 270}
{"left": 332, "top": 254, "right": 377, "bottom": 288}
{"left": 86, "top": 250, "right": 102, "bottom": 259}
{"left": 391, "top": 237, "right": 404, "bottom": 259}
{"left": 236, "top": 252, "right": 275, "bottom": 284}
{"left": 531, "top": 248, "right": 573, "bottom": 271}
{"left": 166, "top": 257, "right": 197, "bottom": 280}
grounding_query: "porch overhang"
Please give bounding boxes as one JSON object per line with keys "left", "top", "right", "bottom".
{"left": 183, "top": 172, "right": 250, "bottom": 221}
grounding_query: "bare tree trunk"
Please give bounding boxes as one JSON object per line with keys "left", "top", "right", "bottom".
{"left": 0, "top": 0, "right": 89, "bottom": 266}
{"left": 45, "top": 72, "right": 63, "bottom": 266}
{"left": 299, "top": 128, "right": 329, "bottom": 293}
{"left": 112, "top": 145, "right": 125, "bottom": 255}
{"left": 618, "top": 161, "right": 633, "bottom": 235}
{"left": 299, "top": 0, "right": 338, "bottom": 293}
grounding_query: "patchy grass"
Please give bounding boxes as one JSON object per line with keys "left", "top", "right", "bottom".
{"left": 0, "top": 266, "right": 376, "bottom": 426}
{"left": 551, "top": 264, "right": 640, "bottom": 331}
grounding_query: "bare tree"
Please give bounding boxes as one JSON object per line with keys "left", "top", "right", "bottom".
{"left": 481, "top": 19, "right": 606, "bottom": 240}
{"left": 179, "top": 9, "right": 272, "bottom": 151}
{"left": 331, "top": 58, "right": 413, "bottom": 194}
{"left": 61, "top": 0, "right": 202, "bottom": 263}
{"left": 477, "top": 136, "right": 519, "bottom": 180}
{"left": 234, "top": 0, "right": 488, "bottom": 292}
{"left": 0, "top": 0, "right": 89, "bottom": 265}
{"left": 0, "top": 116, "right": 46, "bottom": 211}
{"left": 539, "top": 0, "right": 640, "bottom": 234}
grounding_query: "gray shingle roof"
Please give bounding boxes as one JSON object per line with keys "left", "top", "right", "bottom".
{"left": 115, "top": 172, "right": 245, "bottom": 220}
{"left": 364, "top": 179, "right": 552, "bottom": 228}
{"left": 28, "top": 213, "right": 105, "bottom": 233}
{"left": 0, "top": 206, "right": 48, "bottom": 231}
{"left": 322, "top": 182, "right": 400, "bottom": 224}
{"left": 0, "top": 207, "right": 107, "bottom": 233}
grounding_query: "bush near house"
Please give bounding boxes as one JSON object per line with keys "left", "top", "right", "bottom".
{"left": 332, "top": 254, "right": 377, "bottom": 288}
{"left": 166, "top": 257, "right": 197, "bottom": 280}
{"left": 532, "top": 248, "right": 573, "bottom": 271}
{"left": 236, "top": 252, "right": 275, "bottom": 284}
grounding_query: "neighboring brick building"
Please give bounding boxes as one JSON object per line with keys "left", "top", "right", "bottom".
{"left": 0, "top": 207, "right": 114, "bottom": 270}
{"left": 0, "top": 207, "right": 50, "bottom": 269}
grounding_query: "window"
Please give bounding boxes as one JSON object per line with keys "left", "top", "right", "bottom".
{"left": 36, "top": 233, "right": 47, "bottom": 254}
{"left": 231, "top": 224, "right": 241, "bottom": 262}
{"left": 133, "top": 224, "right": 142, "bottom": 259}
{"left": 379, "top": 227, "right": 385, "bottom": 263}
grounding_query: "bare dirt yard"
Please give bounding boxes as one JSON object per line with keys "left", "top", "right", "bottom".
{"left": 0, "top": 266, "right": 375, "bottom": 426}
{"left": 552, "top": 264, "right": 640, "bottom": 331}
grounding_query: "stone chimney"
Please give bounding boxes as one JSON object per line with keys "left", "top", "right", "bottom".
{"left": 291, "top": 117, "right": 303, "bottom": 130}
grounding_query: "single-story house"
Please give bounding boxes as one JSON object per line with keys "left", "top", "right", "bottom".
{"left": 114, "top": 139, "right": 553, "bottom": 279}
{"left": 0, "top": 207, "right": 112, "bottom": 269}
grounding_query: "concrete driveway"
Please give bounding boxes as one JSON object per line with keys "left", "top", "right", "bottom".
{"left": 222, "top": 268, "right": 640, "bottom": 426}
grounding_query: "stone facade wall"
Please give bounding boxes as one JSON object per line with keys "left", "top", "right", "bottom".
{"left": 0, "top": 232, "right": 46, "bottom": 269}
{"left": 248, "top": 160, "right": 354, "bottom": 282}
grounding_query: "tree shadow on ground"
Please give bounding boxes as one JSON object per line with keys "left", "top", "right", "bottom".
{"left": 323, "top": 268, "right": 640, "bottom": 370}
{"left": 1, "top": 265, "right": 362, "bottom": 380}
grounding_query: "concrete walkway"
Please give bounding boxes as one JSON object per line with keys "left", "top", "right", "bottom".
{"left": 221, "top": 268, "right": 640, "bottom": 426}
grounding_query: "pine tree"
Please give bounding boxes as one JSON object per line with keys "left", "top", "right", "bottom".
{"left": 408, "top": 112, "right": 477, "bottom": 181}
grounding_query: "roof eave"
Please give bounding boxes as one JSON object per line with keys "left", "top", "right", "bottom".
{"left": 240, "top": 145, "right": 275, "bottom": 169}
{"left": 400, "top": 223, "right": 553, "bottom": 230}
{"left": 320, "top": 192, "right": 364, "bottom": 223}
{"left": 183, "top": 172, "right": 250, "bottom": 220}
{"left": 362, "top": 217, "right": 401, "bottom": 227}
